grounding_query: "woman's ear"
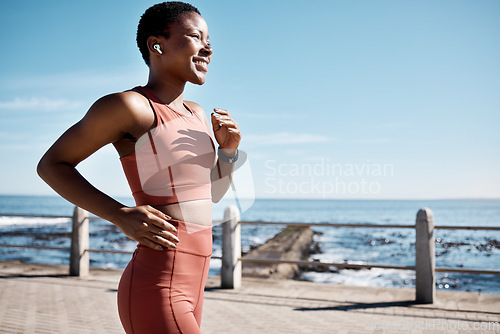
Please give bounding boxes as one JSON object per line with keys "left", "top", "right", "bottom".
{"left": 153, "top": 44, "right": 162, "bottom": 54}
{"left": 147, "top": 36, "right": 164, "bottom": 56}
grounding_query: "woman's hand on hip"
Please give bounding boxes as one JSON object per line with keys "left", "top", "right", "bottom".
{"left": 114, "top": 205, "right": 180, "bottom": 251}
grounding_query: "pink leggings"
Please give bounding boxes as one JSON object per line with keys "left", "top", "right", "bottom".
{"left": 117, "top": 220, "right": 212, "bottom": 334}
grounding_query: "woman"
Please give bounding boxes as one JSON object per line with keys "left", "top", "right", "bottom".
{"left": 37, "top": 2, "right": 241, "bottom": 333}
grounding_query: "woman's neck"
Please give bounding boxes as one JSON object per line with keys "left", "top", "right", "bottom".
{"left": 146, "top": 73, "right": 186, "bottom": 110}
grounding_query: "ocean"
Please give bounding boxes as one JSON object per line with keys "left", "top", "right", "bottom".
{"left": 0, "top": 195, "right": 498, "bottom": 294}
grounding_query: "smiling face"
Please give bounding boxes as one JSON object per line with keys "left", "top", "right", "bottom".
{"left": 153, "top": 12, "right": 212, "bottom": 86}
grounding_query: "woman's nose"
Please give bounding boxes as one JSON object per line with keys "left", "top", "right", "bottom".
{"left": 201, "top": 42, "right": 212, "bottom": 56}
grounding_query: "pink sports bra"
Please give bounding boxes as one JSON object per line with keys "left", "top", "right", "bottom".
{"left": 120, "top": 86, "right": 217, "bottom": 206}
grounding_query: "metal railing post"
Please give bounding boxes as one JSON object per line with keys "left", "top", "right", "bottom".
{"left": 415, "top": 207, "right": 435, "bottom": 303}
{"left": 221, "top": 205, "right": 241, "bottom": 289}
{"left": 70, "top": 206, "right": 89, "bottom": 276}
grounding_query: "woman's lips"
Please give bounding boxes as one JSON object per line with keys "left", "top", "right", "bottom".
{"left": 194, "top": 59, "right": 209, "bottom": 72}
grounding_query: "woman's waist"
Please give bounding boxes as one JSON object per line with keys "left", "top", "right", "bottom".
{"left": 153, "top": 199, "right": 212, "bottom": 226}
{"left": 136, "top": 207, "right": 213, "bottom": 257}
{"left": 136, "top": 222, "right": 212, "bottom": 257}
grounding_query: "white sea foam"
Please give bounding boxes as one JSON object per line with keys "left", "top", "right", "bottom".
{"left": 302, "top": 268, "right": 415, "bottom": 288}
{"left": 311, "top": 246, "right": 382, "bottom": 264}
{"left": 101, "top": 262, "right": 119, "bottom": 270}
{"left": 0, "top": 216, "right": 70, "bottom": 227}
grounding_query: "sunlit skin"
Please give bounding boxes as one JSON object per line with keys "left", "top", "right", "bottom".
{"left": 37, "top": 12, "right": 241, "bottom": 251}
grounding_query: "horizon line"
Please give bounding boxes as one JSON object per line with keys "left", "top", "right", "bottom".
{"left": 1, "top": 193, "right": 499, "bottom": 202}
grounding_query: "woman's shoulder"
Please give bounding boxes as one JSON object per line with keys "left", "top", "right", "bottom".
{"left": 89, "top": 90, "right": 153, "bottom": 122}
{"left": 81, "top": 89, "right": 155, "bottom": 138}
{"left": 184, "top": 100, "right": 205, "bottom": 114}
{"left": 93, "top": 90, "right": 149, "bottom": 114}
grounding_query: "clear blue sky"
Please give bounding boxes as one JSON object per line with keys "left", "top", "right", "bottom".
{"left": 1, "top": 0, "right": 499, "bottom": 200}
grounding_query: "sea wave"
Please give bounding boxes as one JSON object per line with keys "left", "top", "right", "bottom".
{"left": 0, "top": 216, "right": 70, "bottom": 227}
{"left": 302, "top": 268, "right": 416, "bottom": 288}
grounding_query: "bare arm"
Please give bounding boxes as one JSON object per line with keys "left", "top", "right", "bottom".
{"left": 210, "top": 108, "right": 241, "bottom": 203}
{"left": 185, "top": 102, "right": 242, "bottom": 203}
{"left": 37, "top": 93, "right": 179, "bottom": 250}
{"left": 211, "top": 151, "right": 236, "bottom": 203}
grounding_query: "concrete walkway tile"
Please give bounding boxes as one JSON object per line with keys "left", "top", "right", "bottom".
{"left": 1, "top": 261, "right": 499, "bottom": 334}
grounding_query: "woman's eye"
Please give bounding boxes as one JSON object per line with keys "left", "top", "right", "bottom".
{"left": 191, "top": 34, "right": 200, "bottom": 39}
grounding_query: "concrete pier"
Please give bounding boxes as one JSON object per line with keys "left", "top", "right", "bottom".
{"left": 242, "top": 225, "right": 314, "bottom": 279}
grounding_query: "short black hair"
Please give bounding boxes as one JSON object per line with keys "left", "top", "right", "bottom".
{"left": 137, "top": 1, "right": 201, "bottom": 66}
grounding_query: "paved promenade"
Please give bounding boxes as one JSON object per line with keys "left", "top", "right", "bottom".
{"left": 0, "top": 261, "right": 498, "bottom": 333}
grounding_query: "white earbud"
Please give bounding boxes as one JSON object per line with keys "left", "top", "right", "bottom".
{"left": 154, "top": 44, "right": 163, "bottom": 54}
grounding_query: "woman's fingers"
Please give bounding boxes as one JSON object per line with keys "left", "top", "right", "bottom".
{"left": 138, "top": 235, "right": 176, "bottom": 251}
{"left": 144, "top": 205, "right": 177, "bottom": 233}
{"left": 212, "top": 113, "right": 239, "bottom": 130}
{"left": 210, "top": 107, "right": 241, "bottom": 153}
{"left": 212, "top": 109, "right": 234, "bottom": 125}
{"left": 149, "top": 225, "right": 180, "bottom": 243}
{"left": 213, "top": 115, "right": 232, "bottom": 121}
{"left": 137, "top": 221, "right": 179, "bottom": 250}
{"left": 117, "top": 206, "right": 184, "bottom": 251}
{"left": 213, "top": 108, "right": 229, "bottom": 115}
{"left": 227, "top": 127, "right": 242, "bottom": 137}
{"left": 212, "top": 113, "right": 236, "bottom": 123}
{"left": 138, "top": 237, "right": 164, "bottom": 251}
{"left": 217, "top": 121, "right": 238, "bottom": 130}
{"left": 148, "top": 233, "right": 178, "bottom": 249}
{"left": 211, "top": 112, "right": 221, "bottom": 130}
{"left": 143, "top": 209, "right": 181, "bottom": 247}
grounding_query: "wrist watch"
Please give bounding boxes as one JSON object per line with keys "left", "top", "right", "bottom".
{"left": 218, "top": 148, "right": 239, "bottom": 164}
